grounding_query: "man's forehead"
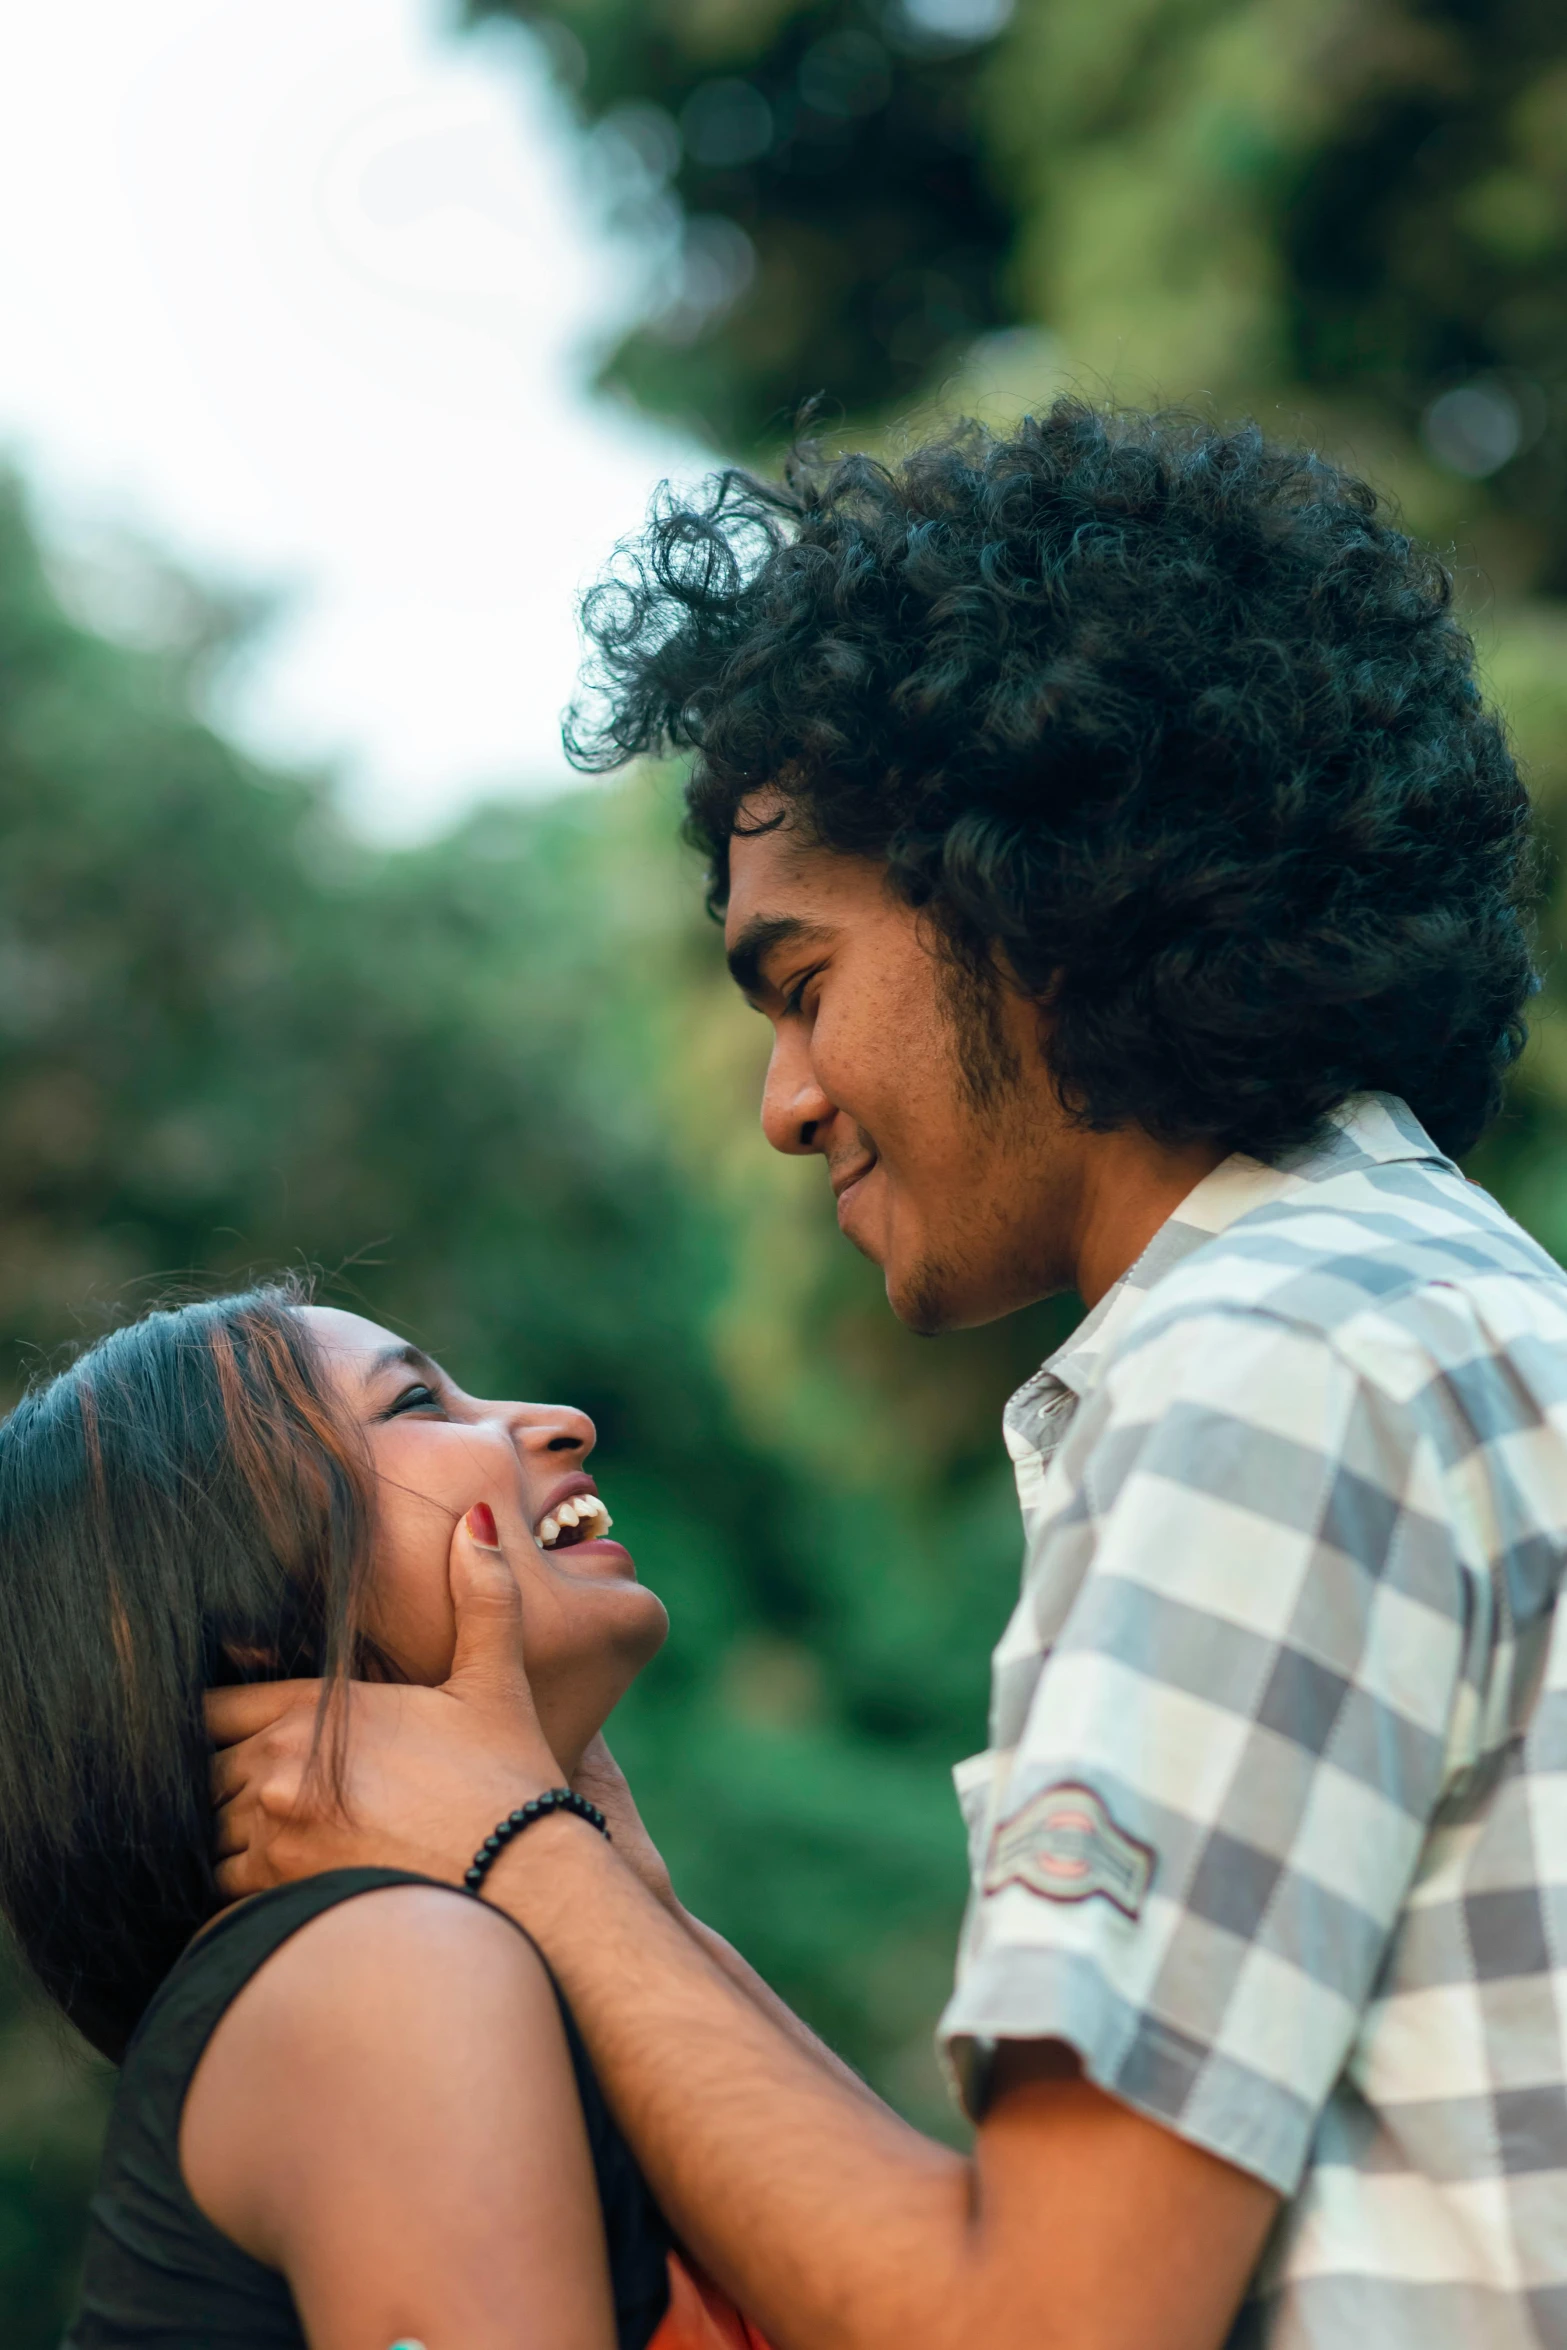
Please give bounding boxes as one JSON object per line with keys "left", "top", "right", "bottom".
{"left": 722, "top": 850, "right": 856, "bottom": 1000}
{"left": 722, "top": 827, "right": 898, "bottom": 997}
{"left": 723, "top": 818, "right": 830, "bottom": 925}
{"left": 723, "top": 812, "right": 883, "bottom": 933}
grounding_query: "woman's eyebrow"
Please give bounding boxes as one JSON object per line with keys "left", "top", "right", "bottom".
{"left": 365, "top": 1341, "right": 444, "bottom": 1387}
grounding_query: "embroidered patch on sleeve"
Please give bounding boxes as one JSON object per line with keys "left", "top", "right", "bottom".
{"left": 983, "top": 1782, "right": 1155, "bottom": 1920}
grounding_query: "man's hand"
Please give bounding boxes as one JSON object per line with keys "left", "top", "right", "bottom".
{"left": 208, "top": 1512, "right": 560, "bottom": 1898}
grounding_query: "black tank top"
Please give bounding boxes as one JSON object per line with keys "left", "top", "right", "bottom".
{"left": 64, "top": 1868, "right": 673, "bottom": 2349}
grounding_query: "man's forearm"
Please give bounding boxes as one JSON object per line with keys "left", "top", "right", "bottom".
{"left": 675, "top": 1910, "right": 888, "bottom": 2111}
{"left": 486, "top": 1816, "right": 972, "bottom": 2350}
{"left": 481, "top": 1816, "right": 1270, "bottom": 2350}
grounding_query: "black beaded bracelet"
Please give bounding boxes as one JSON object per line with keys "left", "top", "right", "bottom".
{"left": 463, "top": 1787, "right": 610, "bottom": 1892}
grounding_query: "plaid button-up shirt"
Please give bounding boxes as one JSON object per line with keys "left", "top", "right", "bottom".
{"left": 938, "top": 1094, "right": 1567, "bottom": 2347}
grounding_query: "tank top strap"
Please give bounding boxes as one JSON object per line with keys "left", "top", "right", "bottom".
{"left": 126, "top": 1867, "right": 450, "bottom": 2127}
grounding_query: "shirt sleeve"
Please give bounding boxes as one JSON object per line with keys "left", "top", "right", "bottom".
{"left": 938, "top": 1301, "right": 1474, "bottom": 2195}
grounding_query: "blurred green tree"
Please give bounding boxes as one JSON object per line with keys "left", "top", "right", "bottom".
{"left": 467, "top": 0, "right": 1017, "bottom": 444}
{"left": 477, "top": 0, "right": 1567, "bottom": 580}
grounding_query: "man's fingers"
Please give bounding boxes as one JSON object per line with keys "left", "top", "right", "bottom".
{"left": 214, "top": 1852, "right": 260, "bottom": 1903}
{"left": 205, "top": 1678, "right": 325, "bottom": 1745}
{"left": 209, "top": 1741, "right": 280, "bottom": 1809}
{"left": 208, "top": 1714, "right": 315, "bottom": 1812}
{"left": 212, "top": 1797, "right": 247, "bottom": 1860}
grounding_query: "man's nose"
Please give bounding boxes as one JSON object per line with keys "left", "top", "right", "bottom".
{"left": 759, "top": 1032, "right": 835, "bottom": 1156}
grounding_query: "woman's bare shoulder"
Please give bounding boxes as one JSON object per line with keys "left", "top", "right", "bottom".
{"left": 213, "top": 1881, "right": 555, "bottom": 2043}
{"left": 200, "top": 1882, "right": 561, "bottom": 2090}
{"left": 182, "top": 1884, "right": 574, "bottom": 2264}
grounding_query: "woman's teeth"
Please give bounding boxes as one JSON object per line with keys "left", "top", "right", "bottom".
{"left": 537, "top": 1494, "right": 613, "bottom": 1550}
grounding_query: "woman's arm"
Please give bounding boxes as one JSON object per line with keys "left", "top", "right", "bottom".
{"left": 180, "top": 1884, "right": 617, "bottom": 2350}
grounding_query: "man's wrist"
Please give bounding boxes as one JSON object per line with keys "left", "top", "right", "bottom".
{"left": 433, "top": 1765, "right": 562, "bottom": 1884}
{"left": 462, "top": 1787, "right": 609, "bottom": 1893}
{"left": 478, "top": 1799, "right": 624, "bottom": 1933}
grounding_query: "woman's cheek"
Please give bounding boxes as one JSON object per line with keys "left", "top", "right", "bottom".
{"left": 364, "top": 1496, "right": 461, "bottom": 1682}
{"left": 370, "top": 1558, "right": 457, "bottom": 1681}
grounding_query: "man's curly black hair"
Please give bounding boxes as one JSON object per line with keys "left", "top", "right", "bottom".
{"left": 568, "top": 400, "right": 1537, "bottom": 1163}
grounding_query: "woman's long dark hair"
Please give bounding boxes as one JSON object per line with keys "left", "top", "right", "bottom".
{"left": 0, "top": 1283, "right": 388, "bottom": 2060}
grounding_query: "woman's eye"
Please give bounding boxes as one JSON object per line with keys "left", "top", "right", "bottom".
{"left": 385, "top": 1383, "right": 443, "bottom": 1418}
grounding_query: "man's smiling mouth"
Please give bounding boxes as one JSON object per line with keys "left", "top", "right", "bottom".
{"left": 831, "top": 1152, "right": 879, "bottom": 1226}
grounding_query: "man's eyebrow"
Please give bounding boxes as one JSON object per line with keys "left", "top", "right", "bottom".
{"left": 725, "top": 914, "right": 835, "bottom": 999}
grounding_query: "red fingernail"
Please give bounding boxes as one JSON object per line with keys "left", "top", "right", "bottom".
{"left": 466, "top": 1503, "right": 498, "bottom": 1547}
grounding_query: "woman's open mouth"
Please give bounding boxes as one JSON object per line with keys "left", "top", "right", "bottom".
{"left": 536, "top": 1493, "right": 613, "bottom": 1551}
{"left": 533, "top": 1477, "right": 636, "bottom": 1577}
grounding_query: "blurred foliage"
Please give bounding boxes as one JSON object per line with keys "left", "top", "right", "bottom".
{"left": 13, "top": 0, "right": 1567, "bottom": 2335}
{"left": 477, "top": 1, "right": 1567, "bottom": 598}
{"left": 468, "top": 0, "right": 1015, "bottom": 445}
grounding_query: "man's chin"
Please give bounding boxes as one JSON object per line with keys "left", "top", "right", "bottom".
{"left": 845, "top": 1199, "right": 988, "bottom": 1332}
{"left": 886, "top": 1245, "right": 1043, "bottom": 1335}
{"left": 884, "top": 1258, "right": 964, "bottom": 1338}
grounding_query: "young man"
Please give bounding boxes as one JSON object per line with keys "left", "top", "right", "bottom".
{"left": 210, "top": 405, "right": 1567, "bottom": 2348}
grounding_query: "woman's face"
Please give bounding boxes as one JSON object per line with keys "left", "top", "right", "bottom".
{"left": 298, "top": 1306, "right": 667, "bottom": 1774}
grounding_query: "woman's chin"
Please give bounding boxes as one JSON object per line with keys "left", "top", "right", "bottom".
{"left": 608, "top": 1580, "right": 670, "bottom": 1666}
{"left": 548, "top": 1571, "right": 669, "bottom": 1673}
{"left": 550, "top": 1536, "right": 639, "bottom": 1583}
{"left": 539, "top": 1597, "right": 669, "bottom": 1768}
{"left": 550, "top": 1543, "right": 669, "bottom": 1655}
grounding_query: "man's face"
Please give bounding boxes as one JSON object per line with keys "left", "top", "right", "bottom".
{"left": 724, "top": 799, "right": 1080, "bottom": 1332}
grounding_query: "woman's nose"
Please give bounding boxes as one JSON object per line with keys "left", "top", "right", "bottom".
{"left": 507, "top": 1401, "right": 596, "bottom": 1458}
{"left": 759, "top": 1032, "right": 835, "bottom": 1157}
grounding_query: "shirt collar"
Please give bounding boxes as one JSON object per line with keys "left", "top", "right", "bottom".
{"left": 1003, "top": 1092, "right": 1450, "bottom": 1455}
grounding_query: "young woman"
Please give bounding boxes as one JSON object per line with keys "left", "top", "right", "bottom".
{"left": 0, "top": 1281, "right": 767, "bottom": 2350}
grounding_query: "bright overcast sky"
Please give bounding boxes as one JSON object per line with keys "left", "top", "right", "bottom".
{"left": 0, "top": 0, "right": 701, "bottom": 835}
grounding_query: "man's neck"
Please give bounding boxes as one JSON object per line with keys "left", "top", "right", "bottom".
{"left": 1070, "top": 1127, "right": 1228, "bottom": 1309}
